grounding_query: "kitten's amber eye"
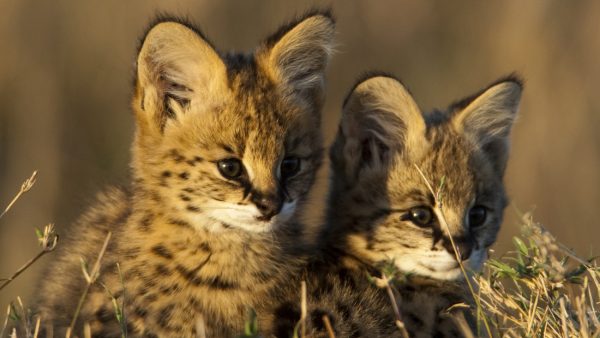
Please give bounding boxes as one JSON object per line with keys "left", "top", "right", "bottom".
{"left": 408, "top": 207, "right": 434, "bottom": 227}
{"left": 280, "top": 157, "right": 300, "bottom": 179}
{"left": 217, "top": 159, "right": 243, "bottom": 179}
{"left": 469, "top": 206, "right": 487, "bottom": 228}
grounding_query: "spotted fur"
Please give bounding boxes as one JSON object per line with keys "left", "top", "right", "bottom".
{"left": 35, "top": 11, "right": 335, "bottom": 337}
{"left": 267, "top": 74, "right": 523, "bottom": 337}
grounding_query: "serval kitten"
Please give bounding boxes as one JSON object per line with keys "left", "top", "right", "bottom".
{"left": 35, "top": 11, "right": 335, "bottom": 337}
{"left": 270, "top": 74, "right": 523, "bottom": 337}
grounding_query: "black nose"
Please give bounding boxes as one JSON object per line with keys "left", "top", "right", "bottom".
{"left": 251, "top": 193, "right": 282, "bottom": 221}
{"left": 443, "top": 237, "right": 474, "bottom": 262}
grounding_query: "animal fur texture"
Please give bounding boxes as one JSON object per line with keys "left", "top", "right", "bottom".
{"left": 267, "top": 74, "right": 523, "bottom": 338}
{"left": 35, "top": 11, "right": 335, "bottom": 337}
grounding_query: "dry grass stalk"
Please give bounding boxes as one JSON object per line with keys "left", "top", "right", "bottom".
{"left": 1, "top": 305, "right": 10, "bottom": 338}
{"left": 450, "top": 310, "right": 475, "bottom": 338}
{"left": 66, "top": 231, "right": 112, "bottom": 338}
{"left": 0, "top": 224, "right": 58, "bottom": 291}
{"left": 33, "top": 316, "right": 40, "bottom": 338}
{"left": 321, "top": 315, "right": 336, "bottom": 338}
{"left": 83, "top": 322, "right": 91, "bottom": 338}
{"left": 373, "top": 273, "right": 410, "bottom": 338}
{"left": 0, "top": 171, "right": 37, "bottom": 219}
{"left": 195, "top": 315, "right": 206, "bottom": 338}
{"left": 300, "top": 281, "right": 307, "bottom": 338}
{"left": 475, "top": 212, "right": 600, "bottom": 337}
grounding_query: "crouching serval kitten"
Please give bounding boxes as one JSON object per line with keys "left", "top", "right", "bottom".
{"left": 35, "top": 11, "right": 335, "bottom": 337}
{"left": 270, "top": 74, "right": 523, "bottom": 337}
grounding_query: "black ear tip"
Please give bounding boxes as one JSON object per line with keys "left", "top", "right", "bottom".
{"left": 137, "top": 13, "right": 214, "bottom": 53}
{"left": 300, "top": 7, "right": 336, "bottom": 24}
{"left": 497, "top": 72, "right": 525, "bottom": 89}
{"left": 264, "top": 8, "right": 336, "bottom": 47}
{"left": 342, "top": 71, "right": 406, "bottom": 108}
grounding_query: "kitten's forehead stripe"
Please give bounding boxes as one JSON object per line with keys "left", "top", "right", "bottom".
{"left": 416, "top": 129, "right": 477, "bottom": 210}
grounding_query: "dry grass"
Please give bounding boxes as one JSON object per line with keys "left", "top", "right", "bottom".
{"left": 475, "top": 213, "right": 600, "bottom": 338}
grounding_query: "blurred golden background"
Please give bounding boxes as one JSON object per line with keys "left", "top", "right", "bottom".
{"left": 1, "top": 0, "right": 599, "bottom": 312}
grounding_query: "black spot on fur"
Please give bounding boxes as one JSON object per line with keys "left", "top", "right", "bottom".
{"left": 168, "top": 218, "right": 191, "bottom": 228}
{"left": 206, "top": 276, "right": 237, "bottom": 290}
{"left": 174, "top": 255, "right": 211, "bottom": 285}
{"left": 407, "top": 312, "right": 425, "bottom": 329}
{"left": 126, "top": 321, "right": 136, "bottom": 335}
{"left": 139, "top": 213, "right": 153, "bottom": 231}
{"left": 169, "top": 149, "right": 186, "bottom": 163}
{"left": 123, "top": 247, "right": 140, "bottom": 259}
{"left": 92, "top": 330, "right": 121, "bottom": 338}
{"left": 144, "top": 293, "right": 158, "bottom": 303}
{"left": 155, "top": 264, "right": 170, "bottom": 276}
{"left": 186, "top": 205, "right": 201, "bottom": 212}
{"left": 349, "top": 322, "right": 363, "bottom": 338}
{"left": 178, "top": 172, "right": 189, "bottom": 180}
{"left": 159, "top": 283, "right": 180, "bottom": 295}
{"left": 335, "top": 302, "right": 352, "bottom": 320}
{"left": 273, "top": 302, "right": 301, "bottom": 338}
{"left": 161, "top": 171, "right": 172, "bottom": 178}
{"left": 151, "top": 245, "right": 174, "bottom": 259}
{"left": 179, "top": 193, "right": 191, "bottom": 202}
{"left": 199, "top": 241, "right": 211, "bottom": 252}
{"left": 175, "top": 262, "right": 237, "bottom": 290}
{"left": 95, "top": 307, "right": 113, "bottom": 323}
{"left": 136, "top": 286, "right": 150, "bottom": 297}
{"left": 157, "top": 304, "right": 175, "bottom": 329}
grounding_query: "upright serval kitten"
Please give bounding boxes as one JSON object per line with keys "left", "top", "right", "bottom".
{"left": 270, "top": 74, "right": 523, "bottom": 337}
{"left": 35, "top": 11, "right": 335, "bottom": 337}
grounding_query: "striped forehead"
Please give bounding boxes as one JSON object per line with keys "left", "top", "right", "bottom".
{"left": 387, "top": 127, "right": 478, "bottom": 209}
{"left": 224, "top": 56, "right": 294, "bottom": 157}
{"left": 423, "top": 128, "right": 477, "bottom": 206}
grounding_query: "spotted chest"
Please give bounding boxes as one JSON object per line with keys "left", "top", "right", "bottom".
{"left": 82, "top": 209, "right": 301, "bottom": 337}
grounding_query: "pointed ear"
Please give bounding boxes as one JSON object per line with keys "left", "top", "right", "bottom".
{"left": 258, "top": 12, "right": 335, "bottom": 100}
{"left": 452, "top": 77, "right": 523, "bottom": 173}
{"left": 134, "top": 20, "right": 228, "bottom": 136}
{"left": 330, "top": 75, "right": 426, "bottom": 182}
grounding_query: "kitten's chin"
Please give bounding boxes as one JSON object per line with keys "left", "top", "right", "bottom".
{"left": 189, "top": 201, "right": 297, "bottom": 233}
{"left": 393, "top": 249, "right": 487, "bottom": 281}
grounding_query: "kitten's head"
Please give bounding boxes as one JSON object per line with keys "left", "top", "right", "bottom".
{"left": 131, "top": 12, "right": 335, "bottom": 233}
{"left": 329, "top": 74, "right": 522, "bottom": 280}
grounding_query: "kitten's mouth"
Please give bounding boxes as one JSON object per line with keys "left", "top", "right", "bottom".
{"left": 417, "top": 263, "right": 463, "bottom": 280}
{"left": 195, "top": 200, "right": 297, "bottom": 233}
{"left": 392, "top": 254, "right": 464, "bottom": 280}
{"left": 421, "top": 260, "right": 460, "bottom": 272}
